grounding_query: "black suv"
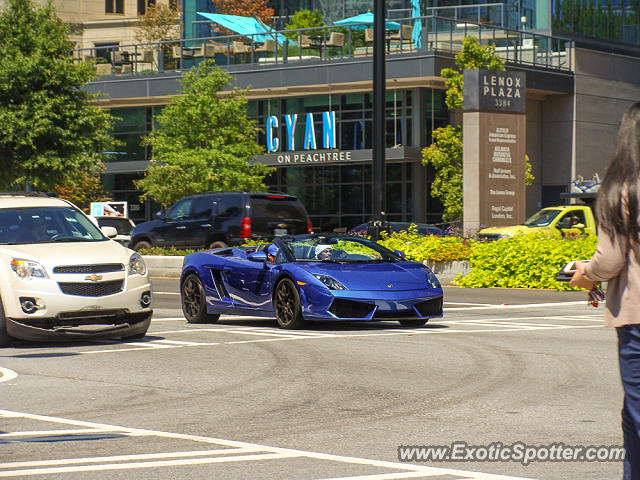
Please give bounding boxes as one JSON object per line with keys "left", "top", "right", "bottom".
{"left": 130, "top": 192, "right": 311, "bottom": 251}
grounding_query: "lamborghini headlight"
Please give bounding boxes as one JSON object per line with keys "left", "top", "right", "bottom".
{"left": 128, "top": 252, "right": 147, "bottom": 276}
{"left": 427, "top": 273, "right": 441, "bottom": 289}
{"left": 313, "top": 274, "right": 347, "bottom": 290}
{"left": 11, "top": 258, "right": 48, "bottom": 280}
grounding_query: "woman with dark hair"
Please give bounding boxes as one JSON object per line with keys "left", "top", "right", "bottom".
{"left": 571, "top": 101, "right": 640, "bottom": 479}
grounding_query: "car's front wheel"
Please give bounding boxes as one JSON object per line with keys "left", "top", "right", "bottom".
{"left": 182, "top": 274, "right": 220, "bottom": 324}
{"left": 398, "top": 319, "right": 428, "bottom": 327}
{"left": 0, "top": 298, "right": 12, "bottom": 347}
{"left": 274, "top": 278, "right": 304, "bottom": 329}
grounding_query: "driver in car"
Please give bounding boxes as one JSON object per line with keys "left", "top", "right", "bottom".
{"left": 315, "top": 245, "right": 333, "bottom": 260}
{"left": 267, "top": 244, "right": 278, "bottom": 263}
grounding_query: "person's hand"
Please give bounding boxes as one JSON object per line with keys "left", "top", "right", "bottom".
{"left": 569, "top": 262, "right": 597, "bottom": 290}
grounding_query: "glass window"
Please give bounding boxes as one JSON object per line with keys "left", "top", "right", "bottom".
{"left": 192, "top": 196, "right": 214, "bottom": 219}
{"left": 341, "top": 165, "right": 362, "bottom": 183}
{"left": 106, "top": 0, "right": 124, "bottom": 14}
{"left": 216, "top": 196, "right": 243, "bottom": 218}
{"left": 167, "top": 198, "right": 194, "bottom": 221}
{"left": 341, "top": 185, "right": 363, "bottom": 214}
{"left": 111, "top": 108, "right": 147, "bottom": 133}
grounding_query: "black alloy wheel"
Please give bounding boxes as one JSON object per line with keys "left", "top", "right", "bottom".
{"left": 182, "top": 274, "right": 220, "bottom": 324}
{"left": 274, "top": 278, "right": 304, "bottom": 329}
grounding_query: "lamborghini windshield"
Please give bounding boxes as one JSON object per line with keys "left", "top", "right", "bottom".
{"left": 282, "top": 235, "right": 402, "bottom": 263}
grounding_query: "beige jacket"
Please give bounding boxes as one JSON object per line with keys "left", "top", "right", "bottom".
{"left": 585, "top": 229, "right": 640, "bottom": 327}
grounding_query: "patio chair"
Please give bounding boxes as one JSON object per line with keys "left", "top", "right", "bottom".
{"left": 232, "top": 41, "right": 250, "bottom": 62}
{"left": 364, "top": 28, "right": 374, "bottom": 54}
{"left": 388, "top": 24, "right": 413, "bottom": 50}
{"left": 324, "top": 32, "right": 344, "bottom": 57}
{"left": 255, "top": 39, "right": 277, "bottom": 55}
{"left": 95, "top": 63, "right": 113, "bottom": 76}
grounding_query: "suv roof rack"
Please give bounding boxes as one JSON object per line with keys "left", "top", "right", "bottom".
{"left": 0, "top": 191, "right": 49, "bottom": 197}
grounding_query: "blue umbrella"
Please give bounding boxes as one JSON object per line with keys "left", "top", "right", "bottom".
{"left": 334, "top": 12, "right": 401, "bottom": 30}
{"left": 410, "top": 0, "right": 422, "bottom": 49}
{"left": 197, "top": 12, "right": 285, "bottom": 44}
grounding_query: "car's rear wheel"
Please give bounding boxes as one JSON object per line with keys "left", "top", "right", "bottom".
{"left": 274, "top": 278, "right": 304, "bottom": 329}
{"left": 208, "top": 240, "right": 227, "bottom": 250}
{"left": 398, "top": 319, "right": 428, "bottom": 327}
{"left": 182, "top": 274, "right": 220, "bottom": 324}
{"left": 132, "top": 240, "right": 152, "bottom": 252}
{"left": 0, "top": 298, "right": 12, "bottom": 347}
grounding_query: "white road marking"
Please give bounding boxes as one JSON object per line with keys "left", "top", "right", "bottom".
{"left": 0, "top": 428, "right": 120, "bottom": 438}
{"left": 0, "top": 367, "right": 18, "bottom": 383}
{"left": 0, "top": 453, "right": 302, "bottom": 477}
{"left": 444, "top": 302, "right": 497, "bottom": 306}
{"left": 444, "top": 301, "right": 588, "bottom": 311}
{"left": 0, "top": 409, "right": 535, "bottom": 480}
{"left": 153, "top": 291, "right": 180, "bottom": 295}
{"left": 0, "top": 448, "right": 263, "bottom": 468}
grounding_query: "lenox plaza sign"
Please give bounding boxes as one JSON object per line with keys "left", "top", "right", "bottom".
{"left": 462, "top": 69, "right": 527, "bottom": 231}
{"left": 266, "top": 112, "right": 336, "bottom": 152}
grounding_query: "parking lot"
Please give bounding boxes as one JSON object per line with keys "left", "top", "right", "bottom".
{"left": 0, "top": 281, "right": 622, "bottom": 479}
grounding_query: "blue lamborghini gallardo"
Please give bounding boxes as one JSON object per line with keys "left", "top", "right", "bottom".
{"left": 180, "top": 234, "right": 443, "bottom": 329}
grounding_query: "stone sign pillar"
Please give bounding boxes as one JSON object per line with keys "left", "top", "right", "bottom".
{"left": 462, "top": 69, "right": 526, "bottom": 233}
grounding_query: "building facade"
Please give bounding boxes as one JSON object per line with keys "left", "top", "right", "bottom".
{"left": 6, "top": 0, "right": 638, "bottom": 228}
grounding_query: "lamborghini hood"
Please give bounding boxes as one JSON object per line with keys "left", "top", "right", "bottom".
{"left": 303, "top": 262, "right": 432, "bottom": 291}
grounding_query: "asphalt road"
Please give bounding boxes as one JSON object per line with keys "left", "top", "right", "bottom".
{"left": 0, "top": 279, "right": 623, "bottom": 480}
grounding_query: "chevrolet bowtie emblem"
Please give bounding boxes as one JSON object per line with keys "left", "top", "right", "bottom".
{"left": 278, "top": 223, "right": 287, "bottom": 228}
{"left": 387, "top": 284, "right": 393, "bottom": 288}
{"left": 85, "top": 274, "right": 103, "bottom": 282}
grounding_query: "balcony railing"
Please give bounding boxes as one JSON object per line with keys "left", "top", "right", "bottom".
{"left": 75, "top": 16, "right": 573, "bottom": 77}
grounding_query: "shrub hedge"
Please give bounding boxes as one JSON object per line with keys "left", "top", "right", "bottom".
{"left": 453, "top": 233, "right": 598, "bottom": 290}
{"left": 138, "top": 229, "right": 599, "bottom": 290}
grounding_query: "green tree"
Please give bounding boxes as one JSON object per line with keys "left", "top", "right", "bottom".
{"left": 0, "top": 0, "right": 114, "bottom": 191}
{"left": 422, "top": 36, "right": 533, "bottom": 221}
{"left": 284, "top": 9, "right": 326, "bottom": 40}
{"left": 136, "top": 60, "right": 272, "bottom": 206}
{"left": 423, "top": 125, "right": 463, "bottom": 221}
{"left": 53, "top": 167, "right": 112, "bottom": 212}
{"left": 440, "top": 36, "right": 505, "bottom": 111}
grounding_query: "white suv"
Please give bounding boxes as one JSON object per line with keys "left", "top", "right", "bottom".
{"left": 0, "top": 193, "right": 152, "bottom": 347}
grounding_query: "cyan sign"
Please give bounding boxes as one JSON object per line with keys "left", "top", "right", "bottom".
{"left": 266, "top": 111, "right": 336, "bottom": 152}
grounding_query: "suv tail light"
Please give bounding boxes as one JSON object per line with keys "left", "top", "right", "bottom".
{"left": 240, "top": 217, "right": 251, "bottom": 238}
{"left": 307, "top": 220, "right": 313, "bottom": 234}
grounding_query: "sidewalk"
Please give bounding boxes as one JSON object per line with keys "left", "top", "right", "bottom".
{"left": 143, "top": 255, "right": 469, "bottom": 284}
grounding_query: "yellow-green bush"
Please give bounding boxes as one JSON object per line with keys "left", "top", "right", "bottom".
{"left": 377, "top": 229, "right": 472, "bottom": 262}
{"left": 453, "top": 232, "right": 598, "bottom": 290}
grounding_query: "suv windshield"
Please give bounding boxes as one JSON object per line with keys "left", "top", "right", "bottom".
{"left": 523, "top": 209, "right": 561, "bottom": 228}
{"left": 0, "top": 207, "right": 107, "bottom": 244}
{"left": 283, "top": 235, "right": 402, "bottom": 263}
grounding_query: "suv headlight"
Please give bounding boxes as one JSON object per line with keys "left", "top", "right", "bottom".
{"left": 11, "top": 259, "right": 48, "bottom": 280}
{"left": 313, "top": 274, "right": 347, "bottom": 290}
{"left": 129, "top": 253, "right": 147, "bottom": 276}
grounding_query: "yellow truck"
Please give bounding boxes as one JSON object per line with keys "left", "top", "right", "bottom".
{"left": 478, "top": 205, "right": 597, "bottom": 240}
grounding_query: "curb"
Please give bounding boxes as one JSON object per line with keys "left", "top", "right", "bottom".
{"left": 143, "top": 255, "right": 183, "bottom": 277}
{"left": 143, "top": 255, "right": 470, "bottom": 285}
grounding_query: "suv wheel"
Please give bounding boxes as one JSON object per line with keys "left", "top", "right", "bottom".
{"left": 0, "top": 299, "right": 12, "bottom": 348}
{"left": 132, "top": 240, "right": 152, "bottom": 252}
